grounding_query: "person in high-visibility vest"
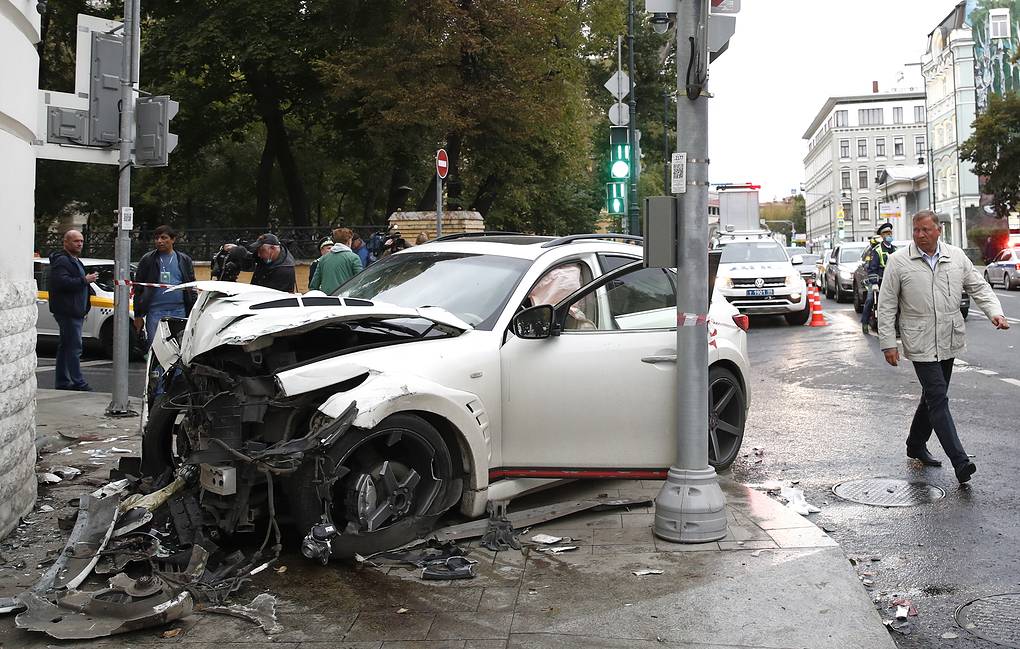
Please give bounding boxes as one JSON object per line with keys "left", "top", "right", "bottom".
{"left": 861, "top": 222, "right": 897, "bottom": 334}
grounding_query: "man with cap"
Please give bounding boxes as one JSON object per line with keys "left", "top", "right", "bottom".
{"left": 861, "top": 222, "right": 897, "bottom": 334}
{"left": 219, "top": 234, "right": 297, "bottom": 292}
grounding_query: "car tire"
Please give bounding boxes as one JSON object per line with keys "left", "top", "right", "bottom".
{"left": 1005, "top": 273, "right": 1014, "bottom": 290}
{"left": 140, "top": 378, "right": 189, "bottom": 477}
{"left": 852, "top": 281, "right": 863, "bottom": 313}
{"left": 824, "top": 279, "right": 834, "bottom": 299}
{"left": 100, "top": 319, "right": 146, "bottom": 361}
{"left": 708, "top": 366, "right": 746, "bottom": 471}
{"left": 288, "top": 413, "right": 457, "bottom": 559}
{"left": 834, "top": 285, "right": 846, "bottom": 303}
{"left": 785, "top": 304, "right": 811, "bottom": 326}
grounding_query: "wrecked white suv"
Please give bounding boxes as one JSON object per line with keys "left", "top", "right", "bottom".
{"left": 142, "top": 234, "right": 751, "bottom": 558}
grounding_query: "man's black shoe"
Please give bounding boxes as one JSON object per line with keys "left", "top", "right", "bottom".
{"left": 907, "top": 448, "right": 942, "bottom": 467}
{"left": 862, "top": 322, "right": 870, "bottom": 335}
{"left": 955, "top": 461, "right": 976, "bottom": 483}
{"left": 72, "top": 384, "right": 94, "bottom": 392}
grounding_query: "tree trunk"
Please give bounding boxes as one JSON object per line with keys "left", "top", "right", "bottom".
{"left": 445, "top": 133, "right": 463, "bottom": 210}
{"left": 471, "top": 173, "right": 502, "bottom": 218}
{"left": 386, "top": 154, "right": 412, "bottom": 217}
{"left": 244, "top": 63, "right": 310, "bottom": 226}
{"left": 254, "top": 134, "right": 275, "bottom": 224}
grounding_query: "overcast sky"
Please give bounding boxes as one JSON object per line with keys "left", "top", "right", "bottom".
{"left": 705, "top": 0, "right": 960, "bottom": 201}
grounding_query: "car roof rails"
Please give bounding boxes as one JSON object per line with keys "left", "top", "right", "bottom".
{"left": 426, "top": 231, "right": 527, "bottom": 243}
{"left": 540, "top": 233, "right": 643, "bottom": 248}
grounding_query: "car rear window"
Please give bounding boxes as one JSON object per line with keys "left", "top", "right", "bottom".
{"left": 839, "top": 246, "right": 868, "bottom": 263}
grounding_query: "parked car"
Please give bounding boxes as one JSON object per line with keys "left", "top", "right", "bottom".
{"left": 984, "top": 247, "right": 1020, "bottom": 290}
{"left": 142, "top": 234, "right": 752, "bottom": 557}
{"left": 795, "top": 254, "right": 820, "bottom": 284}
{"left": 713, "top": 231, "right": 810, "bottom": 325}
{"left": 814, "top": 248, "right": 832, "bottom": 288}
{"left": 851, "top": 242, "right": 970, "bottom": 318}
{"left": 823, "top": 242, "right": 869, "bottom": 302}
{"left": 34, "top": 258, "right": 144, "bottom": 359}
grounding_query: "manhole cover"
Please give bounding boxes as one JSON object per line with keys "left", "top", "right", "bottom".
{"left": 956, "top": 594, "right": 1020, "bottom": 648}
{"left": 831, "top": 478, "right": 945, "bottom": 506}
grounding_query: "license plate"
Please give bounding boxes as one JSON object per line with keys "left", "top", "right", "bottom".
{"left": 746, "top": 289, "right": 774, "bottom": 297}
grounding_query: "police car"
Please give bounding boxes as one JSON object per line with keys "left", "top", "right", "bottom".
{"left": 712, "top": 228, "right": 811, "bottom": 325}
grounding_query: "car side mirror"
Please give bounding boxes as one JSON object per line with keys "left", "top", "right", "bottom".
{"left": 791, "top": 255, "right": 804, "bottom": 265}
{"left": 511, "top": 305, "right": 554, "bottom": 340}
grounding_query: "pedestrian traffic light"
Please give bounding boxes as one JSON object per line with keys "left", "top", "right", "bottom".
{"left": 607, "top": 181, "right": 627, "bottom": 215}
{"left": 609, "top": 126, "right": 631, "bottom": 180}
{"left": 135, "top": 96, "right": 179, "bottom": 167}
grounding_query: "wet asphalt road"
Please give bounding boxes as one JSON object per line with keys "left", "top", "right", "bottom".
{"left": 729, "top": 283, "right": 1020, "bottom": 648}
{"left": 34, "top": 338, "right": 147, "bottom": 396}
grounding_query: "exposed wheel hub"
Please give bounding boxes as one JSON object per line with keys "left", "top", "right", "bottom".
{"left": 347, "top": 460, "right": 421, "bottom": 532}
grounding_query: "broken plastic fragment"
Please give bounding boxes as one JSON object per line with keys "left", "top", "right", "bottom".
{"left": 204, "top": 593, "right": 282, "bottom": 636}
{"left": 36, "top": 473, "right": 61, "bottom": 484}
{"left": 537, "top": 546, "right": 578, "bottom": 554}
{"left": 49, "top": 466, "right": 81, "bottom": 479}
{"left": 530, "top": 534, "right": 563, "bottom": 545}
{"left": 780, "top": 487, "right": 821, "bottom": 516}
{"left": 38, "top": 505, "right": 54, "bottom": 513}
{"left": 940, "top": 631, "right": 958, "bottom": 639}
{"left": 633, "top": 569, "right": 664, "bottom": 576}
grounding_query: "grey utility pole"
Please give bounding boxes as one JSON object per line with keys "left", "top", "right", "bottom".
{"left": 107, "top": 0, "right": 139, "bottom": 416}
{"left": 653, "top": 0, "right": 727, "bottom": 543}
{"left": 626, "top": 0, "right": 640, "bottom": 236}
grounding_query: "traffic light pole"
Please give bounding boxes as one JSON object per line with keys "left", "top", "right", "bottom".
{"left": 626, "top": 0, "right": 639, "bottom": 236}
{"left": 653, "top": 0, "right": 727, "bottom": 543}
{"left": 107, "top": 0, "right": 138, "bottom": 416}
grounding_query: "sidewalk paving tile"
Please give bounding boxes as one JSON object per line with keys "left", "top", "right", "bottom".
{"left": 652, "top": 538, "right": 721, "bottom": 552}
{"left": 592, "top": 543, "right": 657, "bottom": 555}
{"left": 179, "top": 611, "right": 357, "bottom": 643}
{"left": 620, "top": 513, "right": 656, "bottom": 527}
{"left": 476, "top": 587, "right": 520, "bottom": 612}
{"left": 381, "top": 641, "right": 466, "bottom": 649}
{"left": 345, "top": 612, "right": 436, "bottom": 642}
{"left": 593, "top": 527, "right": 655, "bottom": 545}
{"left": 507, "top": 634, "right": 796, "bottom": 649}
{"left": 766, "top": 526, "right": 838, "bottom": 549}
{"left": 717, "top": 539, "right": 779, "bottom": 551}
{"left": 426, "top": 612, "right": 513, "bottom": 640}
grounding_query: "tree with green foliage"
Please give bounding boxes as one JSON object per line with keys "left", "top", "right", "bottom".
{"left": 961, "top": 91, "right": 1020, "bottom": 217}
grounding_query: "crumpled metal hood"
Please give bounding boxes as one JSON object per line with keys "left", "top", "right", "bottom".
{"left": 175, "top": 282, "right": 470, "bottom": 362}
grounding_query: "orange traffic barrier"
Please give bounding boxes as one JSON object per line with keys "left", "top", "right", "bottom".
{"left": 808, "top": 284, "right": 828, "bottom": 327}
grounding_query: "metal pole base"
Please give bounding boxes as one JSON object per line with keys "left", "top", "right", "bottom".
{"left": 653, "top": 466, "right": 727, "bottom": 543}
{"left": 104, "top": 403, "right": 138, "bottom": 418}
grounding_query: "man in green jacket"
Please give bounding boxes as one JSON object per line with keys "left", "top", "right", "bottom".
{"left": 309, "top": 227, "right": 363, "bottom": 294}
{"left": 878, "top": 210, "right": 1008, "bottom": 483}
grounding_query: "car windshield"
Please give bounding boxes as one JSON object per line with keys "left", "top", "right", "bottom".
{"left": 800, "top": 254, "right": 820, "bottom": 265}
{"left": 720, "top": 242, "right": 789, "bottom": 263}
{"left": 786, "top": 247, "right": 808, "bottom": 256}
{"left": 87, "top": 265, "right": 116, "bottom": 292}
{"left": 839, "top": 246, "right": 868, "bottom": 263}
{"left": 335, "top": 252, "right": 532, "bottom": 330}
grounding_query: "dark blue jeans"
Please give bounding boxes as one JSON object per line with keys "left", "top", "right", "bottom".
{"left": 860, "top": 285, "right": 876, "bottom": 325}
{"left": 908, "top": 359, "right": 969, "bottom": 467}
{"left": 53, "top": 313, "right": 86, "bottom": 389}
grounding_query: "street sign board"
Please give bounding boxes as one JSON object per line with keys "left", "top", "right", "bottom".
{"left": 608, "top": 103, "right": 630, "bottom": 126}
{"left": 604, "top": 71, "right": 631, "bottom": 100}
{"left": 879, "top": 202, "right": 902, "bottom": 219}
{"left": 671, "top": 153, "right": 687, "bottom": 194}
{"left": 436, "top": 149, "right": 449, "bottom": 179}
{"left": 711, "top": 0, "right": 740, "bottom": 13}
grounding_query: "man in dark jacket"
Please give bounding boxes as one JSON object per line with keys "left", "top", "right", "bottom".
{"left": 133, "top": 225, "right": 197, "bottom": 345}
{"left": 49, "top": 230, "right": 98, "bottom": 391}
{"left": 220, "top": 234, "right": 297, "bottom": 292}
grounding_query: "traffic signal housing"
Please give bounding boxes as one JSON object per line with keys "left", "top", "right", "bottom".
{"left": 135, "top": 96, "right": 179, "bottom": 167}
{"left": 609, "top": 125, "right": 631, "bottom": 180}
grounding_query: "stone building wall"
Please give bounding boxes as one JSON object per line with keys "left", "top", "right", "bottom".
{"left": 0, "top": 0, "right": 41, "bottom": 537}
{"left": 387, "top": 211, "right": 485, "bottom": 242}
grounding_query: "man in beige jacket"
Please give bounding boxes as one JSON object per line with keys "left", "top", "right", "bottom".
{"left": 878, "top": 211, "right": 1009, "bottom": 483}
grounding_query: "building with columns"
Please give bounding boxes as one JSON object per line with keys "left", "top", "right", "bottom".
{"left": 802, "top": 75, "right": 928, "bottom": 249}
{"left": 0, "top": 0, "right": 41, "bottom": 538}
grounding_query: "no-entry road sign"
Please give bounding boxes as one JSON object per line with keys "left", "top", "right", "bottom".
{"left": 436, "top": 149, "right": 449, "bottom": 179}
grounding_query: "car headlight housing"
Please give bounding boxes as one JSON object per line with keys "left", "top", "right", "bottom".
{"left": 839, "top": 270, "right": 852, "bottom": 280}
{"left": 785, "top": 272, "right": 800, "bottom": 286}
{"left": 715, "top": 274, "right": 733, "bottom": 289}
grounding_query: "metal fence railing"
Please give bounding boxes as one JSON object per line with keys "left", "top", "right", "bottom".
{"left": 35, "top": 225, "right": 384, "bottom": 263}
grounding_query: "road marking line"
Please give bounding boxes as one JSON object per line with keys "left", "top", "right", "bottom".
{"left": 35, "top": 360, "right": 113, "bottom": 373}
{"left": 976, "top": 369, "right": 999, "bottom": 376}
{"left": 1001, "top": 378, "right": 1020, "bottom": 388}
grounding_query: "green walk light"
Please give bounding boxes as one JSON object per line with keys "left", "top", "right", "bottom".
{"left": 611, "top": 148, "right": 631, "bottom": 179}
{"left": 606, "top": 181, "right": 627, "bottom": 215}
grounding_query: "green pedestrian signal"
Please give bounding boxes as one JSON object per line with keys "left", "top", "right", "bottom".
{"left": 606, "top": 182, "right": 627, "bottom": 215}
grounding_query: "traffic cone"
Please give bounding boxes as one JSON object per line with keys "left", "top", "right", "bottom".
{"left": 808, "top": 284, "right": 828, "bottom": 327}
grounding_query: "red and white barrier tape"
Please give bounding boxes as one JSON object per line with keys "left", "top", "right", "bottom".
{"left": 114, "top": 280, "right": 193, "bottom": 289}
{"left": 678, "top": 313, "right": 710, "bottom": 327}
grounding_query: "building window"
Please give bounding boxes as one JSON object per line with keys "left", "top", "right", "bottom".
{"left": 840, "top": 139, "right": 850, "bottom": 159}
{"left": 857, "top": 138, "right": 868, "bottom": 158}
{"left": 915, "top": 135, "right": 926, "bottom": 157}
{"left": 894, "top": 136, "right": 904, "bottom": 157}
{"left": 914, "top": 105, "right": 926, "bottom": 123}
{"left": 858, "top": 108, "right": 884, "bottom": 126}
{"left": 875, "top": 137, "right": 886, "bottom": 157}
{"left": 841, "top": 169, "right": 852, "bottom": 190}
{"left": 842, "top": 202, "right": 853, "bottom": 220}
{"left": 893, "top": 107, "right": 903, "bottom": 124}
{"left": 835, "top": 110, "right": 848, "bottom": 127}
{"left": 990, "top": 9, "right": 1011, "bottom": 39}
{"left": 859, "top": 169, "right": 870, "bottom": 190}
{"left": 859, "top": 201, "right": 870, "bottom": 222}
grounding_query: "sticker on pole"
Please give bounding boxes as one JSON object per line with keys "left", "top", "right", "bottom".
{"left": 436, "top": 149, "right": 449, "bottom": 179}
{"left": 120, "top": 206, "right": 134, "bottom": 230}
{"left": 671, "top": 153, "right": 687, "bottom": 194}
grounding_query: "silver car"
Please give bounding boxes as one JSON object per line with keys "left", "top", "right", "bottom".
{"left": 984, "top": 247, "right": 1020, "bottom": 290}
